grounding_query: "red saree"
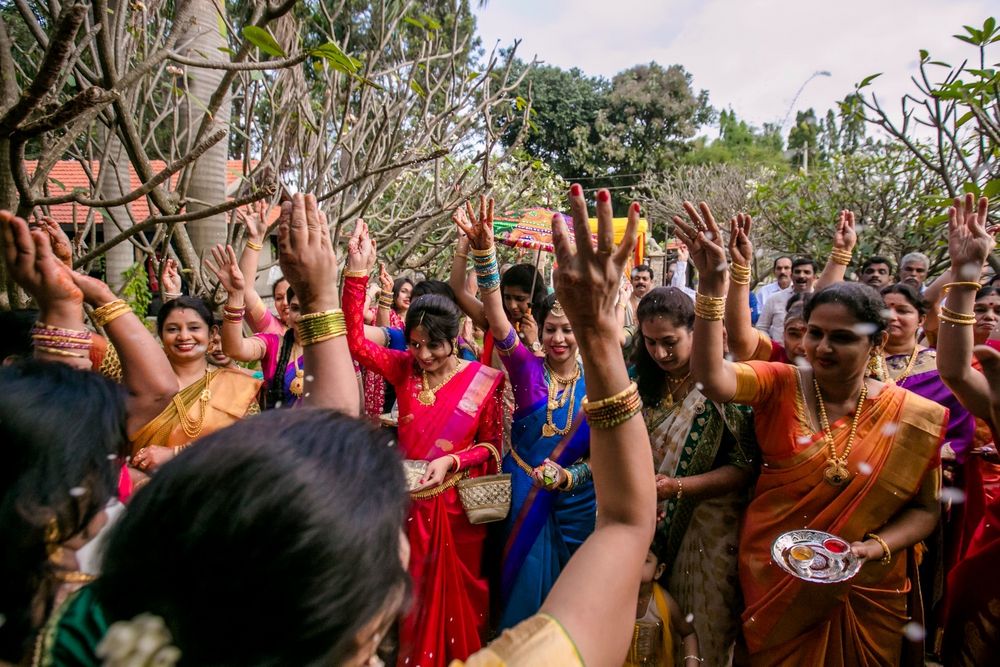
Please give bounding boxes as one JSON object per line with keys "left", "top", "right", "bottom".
{"left": 345, "top": 276, "right": 505, "bottom": 666}
{"left": 733, "top": 361, "right": 946, "bottom": 666}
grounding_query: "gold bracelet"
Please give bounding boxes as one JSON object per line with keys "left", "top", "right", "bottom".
{"left": 830, "top": 249, "right": 853, "bottom": 266}
{"left": 582, "top": 381, "right": 638, "bottom": 410}
{"left": 730, "top": 263, "right": 752, "bottom": 286}
{"left": 455, "top": 253, "right": 468, "bottom": 261}
{"left": 35, "top": 345, "right": 88, "bottom": 358}
{"left": 343, "top": 269, "right": 369, "bottom": 278}
{"left": 298, "top": 309, "right": 347, "bottom": 346}
{"left": 865, "top": 532, "right": 892, "bottom": 565}
{"left": 582, "top": 383, "right": 643, "bottom": 429}
{"left": 470, "top": 246, "right": 495, "bottom": 258}
{"left": 560, "top": 468, "right": 575, "bottom": 491}
{"left": 245, "top": 239, "right": 263, "bottom": 251}
{"left": 92, "top": 300, "right": 132, "bottom": 328}
{"left": 694, "top": 293, "right": 726, "bottom": 321}
{"left": 675, "top": 478, "right": 684, "bottom": 502}
{"left": 448, "top": 454, "right": 462, "bottom": 471}
{"left": 940, "top": 306, "right": 977, "bottom": 325}
{"left": 943, "top": 281, "right": 983, "bottom": 294}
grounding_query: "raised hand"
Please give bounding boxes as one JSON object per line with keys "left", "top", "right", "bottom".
{"left": 238, "top": 200, "right": 270, "bottom": 244}
{"left": 728, "top": 213, "right": 754, "bottom": 267}
{"left": 277, "top": 193, "right": 339, "bottom": 312}
{"left": 672, "top": 201, "right": 727, "bottom": 290}
{"left": 379, "top": 262, "right": 393, "bottom": 293}
{"left": 71, "top": 272, "right": 118, "bottom": 308}
{"left": 34, "top": 215, "right": 73, "bottom": 267}
{"left": 2, "top": 210, "right": 83, "bottom": 308}
{"left": 205, "top": 245, "right": 246, "bottom": 295}
{"left": 346, "top": 219, "right": 377, "bottom": 274}
{"left": 453, "top": 196, "right": 495, "bottom": 251}
{"left": 551, "top": 186, "right": 639, "bottom": 334}
{"left": 160, "top": 258, "right": 182, "bottom": 295}
{"left": 676, "top": 242, "right": 690, "bottom": 263}
{"left": 948, "top": 194, "right": 993, "bottom": 280}
{"left": 832, "top": 210, "right": 857, "bottom": 252}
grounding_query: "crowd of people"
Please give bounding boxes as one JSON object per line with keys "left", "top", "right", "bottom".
{"left": 2, "top": 185, "right": 999, "bottom": 667}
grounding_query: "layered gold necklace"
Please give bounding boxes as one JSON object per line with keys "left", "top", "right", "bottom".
{"left": 175, "top": 369, "right": 214, "bottom": 440}
{"left": 660, "top": 371, "right": 691, "bottom": 409}
{"left": 885, "top": 346, "right": 920, "bottom": 386}
{"left": 542, "top": 361, "right": 581, "bottom": 438}
{"left": 813, "top": 378, "right": 868, "bottom": 486}
{"left": 417, "top": 360, "right": 464, "bottom": 406}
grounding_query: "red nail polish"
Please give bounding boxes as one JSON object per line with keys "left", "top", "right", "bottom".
{"left": 597, "top": 189, "right": 609, "bottom": 203}
{"left": 632, "top": 202, "right": 641, "bottom": 214}
{"left": 571, "top": 183, "right": 582, "bottom": 197}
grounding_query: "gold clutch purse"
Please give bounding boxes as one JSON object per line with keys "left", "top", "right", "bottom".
{"left": 457, "top": 443, "right": 511, "bottom": 524}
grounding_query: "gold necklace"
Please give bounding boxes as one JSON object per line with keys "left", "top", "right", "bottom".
{"left": 175, "top": 369, "right": 213, "bottom": 440}
{"left": 886, "top": 346, "right": 920, "bottom": 386}
{"left": 660, "top": 371, "right": 691, "bottom": 409}
{"left": 813, "top": 378, "right": 868, "bottom": 486}
{"left": 289, "top": 356, "right": 304, "bottom": 397}
{"left": 417, "top": 360, "right": 464, "bottom": 406}
{"left": 542, "top": 361, "right": 581, "bottom": 438}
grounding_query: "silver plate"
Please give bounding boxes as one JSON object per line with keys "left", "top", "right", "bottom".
{"left": 771, "top": 529, "right": 862, "bottom": 584}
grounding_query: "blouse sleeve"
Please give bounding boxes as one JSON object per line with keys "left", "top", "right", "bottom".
{"left": 344, "top": 276, "right": 411, "bottom": 388}
{"left": 730, "top": 360, "right": 793, "bottom": 407}
{"left": 495, "top": 327, "right": 547, "bottom": 410}
{"left": 247, "top": 302, "right": 284, "bottom": 335}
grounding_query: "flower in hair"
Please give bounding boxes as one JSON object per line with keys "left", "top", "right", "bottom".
{"left": 96, "top": 613, "right": 181, "bottom": 666}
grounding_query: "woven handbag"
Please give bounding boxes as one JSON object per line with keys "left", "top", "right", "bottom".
{"left": 457, "top": 443, "right": 511, "bottom": 524}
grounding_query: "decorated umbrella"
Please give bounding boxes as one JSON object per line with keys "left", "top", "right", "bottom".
{"left": 492, "top": 207, "right": 648, "bottom": 266}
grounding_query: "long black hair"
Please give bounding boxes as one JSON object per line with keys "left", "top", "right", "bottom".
{"left": 392, "top": 277, "right": 414, "bottom": 314}
{"left": 265, "top": 286, "right": 297, "bottom": 410}
{"left": 0, "top": 361, "right": 127, "bottom": 663}
{"left": 631, "top": 287, "right": 695, "bottom": 405}
{"left": 94, "top": 410, "right": 410, "bottom": 666}
{"left": 405, "top": 294, "right": 460, "bottom": 346}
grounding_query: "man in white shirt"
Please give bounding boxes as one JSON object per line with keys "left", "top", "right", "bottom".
{"left": 756, "top": 258, "right": 818, "bottom": 341}
{"left": 755, "top": 256, "right": 792, "bottom": 308}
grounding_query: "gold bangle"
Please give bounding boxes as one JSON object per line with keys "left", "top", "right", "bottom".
{"left": 943, "top": 281, "right": 983, "bottom": 294}
{"left": 245, "top": 239, "right": 263, "bottom": 251}
{"left": 866, "top": 532, "right": 892, "bottom": 565}
{"left": 830, "top": 249, "right": 853, "bottom": 266}
{"left": 730, "top": 263, "right": 752, "bottom": 286}
{"left": 560, "top": 468, "right": 574, "bottom": 491}
{"left": 939, "top": 313, "right": 977, "bottom": 326}
{"left": 675, "top": 478, "right": 684, "bottom": 502}
{"left": 470, "top": 246, "right": 495, "bottom": 258}
{"left": 92, "top": 300, "right": 132, "bottom": 328}
{"left": 582, "top": 382, "right": 643, "bottom": 430}
{"left": 455, "top": 253, "right": 468, "bottom": 261}
{"left": 343, "top": 269, "right": 369, "bottom": 278}
{"left": 35, "top": 345, "right": 88, "bottom": 358}
{"left": 448, "top": 454, "right": 462, "bottom": 471}
{"left": 940, "top": 306, "right": 977, "bottom": 325}
{"left": 695, "top": 292, "right": 726, "bottom": 321}
{"left": 298, "top": 309, "right": 347, "bottom": 346}
{"left": 582, "top": 381, "right": 638, "bottom": 410}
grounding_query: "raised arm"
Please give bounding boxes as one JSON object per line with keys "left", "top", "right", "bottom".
{"left": 454, "top": 196, "right": 515, "bottom": 344}
{"left": 814, "top": 210, "right": 857, "bottom": 290}
{"left": 3, "top": 211, "right": 92, "bottom": 371}
{"left": 375, "top": 263, "right": 394, "bottom": 327}
{"left": 674, "top": 202, "right": 739, "bottom": 403}
{"left": 937, "top": 194, "right": 995, "bottom": 420}
{"left": 236, "top": 202, "right": 273, "bottom": 329}
{"left": 537, "top": 185, "right": 655, "bottom": 667}
{"left": 448, "top": 222, "right": 489, "bottom": 329}
{"left": 725, "top": 213, "right": 764, "bottom": 360}
{"left": 72, "top": 273, "right": 179, "bottom": 435}
{"left": 206, "top": 244, "right": 267, "bottom": 363}
{"left": 276, "top": 194, "right": 358, "bottom": 415}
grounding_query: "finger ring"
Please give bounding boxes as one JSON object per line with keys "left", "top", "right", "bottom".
{"left": 542, "top": 463, "right": 558, "bottom": 484}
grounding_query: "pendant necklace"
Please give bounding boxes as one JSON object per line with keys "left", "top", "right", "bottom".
{"left": 289, "top": 356, "right": 304, "bottom": 397}
{"left": 542, "top": 361, "right": 581, "bottom": 438}
{"left": 660, "top": 371, "right": 691, "bottom": 409}
{"left": 418, "top": 361, "right": 464, "bottom": 406}
{"left": 813, "top": 378, "right": 868, "bottom": 486}
{"left": 887, "top": 346, "right": 920, "bottom": 387}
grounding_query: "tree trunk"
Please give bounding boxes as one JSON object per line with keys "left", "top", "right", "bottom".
{"left": 177, "top": 0, "right": 230, "bottom": 260}
{"left": 99, "top": 131, "right": 137, "bottom": 292}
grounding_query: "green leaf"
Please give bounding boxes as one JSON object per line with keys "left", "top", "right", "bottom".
{"left": 956, "top": 110, "right": 975, "bottom": 127}
{"left": 410, "top": 79, "right": 426, "bottom": 97}
{"left": 403, "top": 17, "right": 425, "bottom": 29}
{"left": 514, "top": 95, "right": 527, "bottom": 111}
{"left": 466, "top": 71, "right": 480, "bottom": 82}
{"left": 310, "top": 43, "right": 359, "bottom": 74}
{"left": 420, "top": 13, "right": 442, "bottom": 30}
{"left": 983, "top": 179, "right": 1000, "bottom": 199}
{"left": 50, "top": 177, "right": 66, "bottom": 191}
{"left": 984, "top": 17, "right": 997, "bottom": 36}
{"left": 927, "top": 213, "right": 950, "bottom": 226}
{"left": 962, "top": 181, "right": 981, "bottom": 196}
{"left": 919, "top": 49, "right": 929, "bottom": 62}
{"left": 217, "top": 46, "right": 236, "bottom": 56}
{"left": 857, "top": 73, "right": 882, "bottom": 89}
{"left": 242, "top": 26, "right": 285, "bottom": 58}
{"left": 66, "top": 74, "right": 76, "bottom": 88}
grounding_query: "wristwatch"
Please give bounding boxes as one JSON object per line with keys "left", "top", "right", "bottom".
{"left": 530, "top": 341, "right": 543, "bottom": 353}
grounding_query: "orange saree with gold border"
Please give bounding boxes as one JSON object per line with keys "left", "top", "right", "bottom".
{"left": 734, "top": 361, "right": 946, "bottom": 666}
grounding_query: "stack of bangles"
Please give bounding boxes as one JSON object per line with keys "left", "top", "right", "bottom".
{"left": 730, "top": 263, "right": 752, "bottom": 286}
{"left": 297, "top": 309, "right": 347, "bottom": 346}
{"left": 31, "top": 322, "right": 92, "bottom": 359}
{"left": 92, "top": 299, "right": 132, "bottom": 329}
{"left": 378, "top": 293, "right": 394, "bottom": 309}
{"left": 472, "top": 246, "right": 501, "bottom": 294}
{"left": 582, "top": 382, "right": 642, "bottom": 430}
{"left": 223, "top": 304, "right": 245, "bottom": 323}
{"left": 830, "top": 248, "right": 853, "bottom": 266}
{"left": 940, "top": 305, "right": 977, "bottom": 326}
{"left": 245, "top": 239, "right": 263, "bottom": 251}
{"left": 694, "top": 293, "right": 725, "bottom": 321}
{"left": 560, "top": 462, "right": 593, "bottom": 492}
{"left": 343, "top": 269, "right": 368, "bottom": 279}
